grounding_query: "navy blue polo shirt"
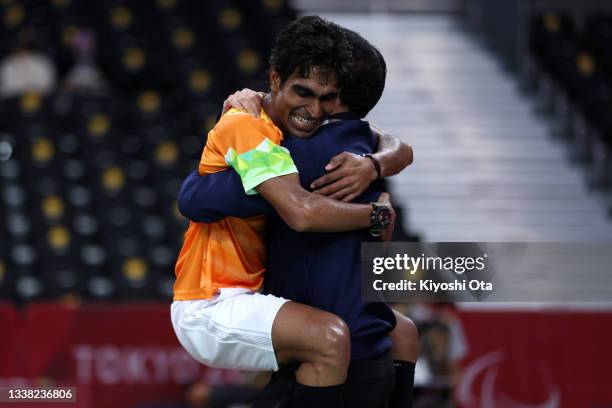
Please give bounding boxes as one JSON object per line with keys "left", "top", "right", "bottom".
{"left": 178, "top": 112, "right": 396, "bottom": 360}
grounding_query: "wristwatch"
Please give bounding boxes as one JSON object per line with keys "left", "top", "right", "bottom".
{"left": 369, "top": 202, "right": 391, "bottom": 237}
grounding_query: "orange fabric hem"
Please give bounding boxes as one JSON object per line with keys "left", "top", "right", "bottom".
{"left": 173, "top": 282, "right": 263, "bottom": 301}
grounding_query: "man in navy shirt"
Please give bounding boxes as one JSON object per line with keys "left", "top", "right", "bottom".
{"left": 179, "top": 29, "right": 417, "bottom": 407}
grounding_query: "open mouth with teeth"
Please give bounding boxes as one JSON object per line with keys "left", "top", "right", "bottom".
{"left": 289, "top": 112, "right": 319, "bottom": 134}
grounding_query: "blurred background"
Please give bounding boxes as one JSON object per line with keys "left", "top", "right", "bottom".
{"left": 1, "top": 0, "right": 612, "bottom": 407}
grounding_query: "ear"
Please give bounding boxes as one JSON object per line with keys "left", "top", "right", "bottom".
{"left": 269, "top": 68, "right": 281, "bottom": 92}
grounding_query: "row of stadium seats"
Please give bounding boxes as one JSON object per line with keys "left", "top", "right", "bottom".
{"left": 1, "top": 148, "right": 187, "bottom": 302}
{"left": 0, "top": 0, "right": 296, "bottom": 304}
{"left": 0, "top": 62, "right": 233, "bottom": 124}
{"left": 530, "top": 12, "right": 612, "bottom": 150}
{"left": 0, "top": 93, "right": 212, "bottom": 159}
{"left": 0, "top": 0, "right": 295, "bottom": 93}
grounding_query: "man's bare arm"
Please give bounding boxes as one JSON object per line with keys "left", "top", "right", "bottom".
{"left": 369, "top": 122, "right": 413, "bottom": 177}
{"left": 221, "top": 89, "right": 414, "bottom": 178}
{"left": 222, "top": 89, "right": 264, "bottom": 117}
{"left": 311, "top": 126, "right": 412, "bottom": 202}
{"left": 221, "top": 88, "right": 413, "bottom": 202}
{"left": 256, "top": 173, "right": 377, "bottom": 232}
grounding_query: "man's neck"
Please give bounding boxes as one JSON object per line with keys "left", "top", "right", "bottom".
{"left": 262, "top": 93, "right": 282, "bottom": 130}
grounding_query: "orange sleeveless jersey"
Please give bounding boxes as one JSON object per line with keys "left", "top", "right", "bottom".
{"left": 173, "top": 109, "right": 298, "bottom": 300}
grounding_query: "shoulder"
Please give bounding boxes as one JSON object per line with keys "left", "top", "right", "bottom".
{"left": 317, "top": 119, "right": 374, "bottom": 144}
{"left": 215, "top": 109, "right": 274, "bottom": 135}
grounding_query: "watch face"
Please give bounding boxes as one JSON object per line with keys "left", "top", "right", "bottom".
{"left": 372, "top": 204, "right": 391, "bottom": 230}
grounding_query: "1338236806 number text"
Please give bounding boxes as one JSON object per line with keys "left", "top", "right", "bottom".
{"left": 0, "top": 387, "right": 76, "bottom": 402}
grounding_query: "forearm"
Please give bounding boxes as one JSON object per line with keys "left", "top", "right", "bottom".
{"left": 256, "top": 174, "right": 372, "bottom": 232}
{"left": 370, "top": 123, "right": 413, "bottom": 177}
{"left": 178, "top": 170, "right": 272, "bottom": 223}
{"left": 280, "top": 190, "right": 373, "bottom": 232}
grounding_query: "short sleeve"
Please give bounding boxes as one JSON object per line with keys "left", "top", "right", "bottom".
{"left": 200, "top": 110, "right": 298, "bottom": 195}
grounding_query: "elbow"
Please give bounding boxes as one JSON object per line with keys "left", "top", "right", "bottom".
{"left": 177, "top": 174, "right": 196, "bottom": 219}
{"left": 403, "top": 142, "right": 414, "bottom": 167}
{"left": 283, "top": 208, "right": 311, "bottom": 232}
{"left": 177, "top": 183, "right": 210, "bottom": 223}
{"left": 280, "top": 199, "right": 317, "bottom": 232}
{"left": 177, "top": 194, "right": 198, "bottom": 222}
{"left": 177, "top": 189, "right": 191, "bottom": 219}
{"left": 288, "top": 220, "right": 308, "bottom": 232}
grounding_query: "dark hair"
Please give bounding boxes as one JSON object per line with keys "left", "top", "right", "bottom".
{"left": 339, "top": 28, "right": 387, "bottom": 118}
{"left": 269, "top": 15, "right": 352, "bottom": 87}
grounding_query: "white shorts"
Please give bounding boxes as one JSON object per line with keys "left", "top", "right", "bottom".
{"left": 171, "top": 288, "right": 290, "bottom": 371}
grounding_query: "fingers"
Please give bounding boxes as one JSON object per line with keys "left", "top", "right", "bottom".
{"left": 311, "top": 152, "right": 378, "bottom": 201}
{"left": 329, "top": 186, "right": 355, "bottom": 201}
{"left": 312, "top": 180, "right": 345, "bottom": 196}
{"left": 386, "top": 211, "right": 397, "bottom": 243}
{"left": 314, "top": 178, "right": 364, "bottom": 202}
{"left": 223, "top": 89, "right": 263, "bottom": 117}
{"left": 240, "top": 88, "right": 263, "bottom": 116}
{"left": 224, "top": 95, "right": 244, "bottom": 113}
{"left": 379, "top": 194, "right": 395, "bottom": 243}
{"left": 312, "top": 169, "right": 357, "bottom": 195}
{"left": 382, "top": 206, "right": 396, "bottom": 243}
{"left": 382, "top": 223, "right": 395, "bottom": 243}
{"left": 222, "top": 99, "right": 233, "bottom": 114}
{"left": 324, "top": 152, "right": 348, "bottom": 171}
{"left": 243, "top": 99, "right": 261, "bottom": 117}
{"left": 377, "top": 192, "right": 390, "bottom": 203}
{"left": 311, "top": 171, "right": 343, "bottom": 190}
{"left": 341, "top": 192, "right": 360, "bottom": 203}
{"left": 229, "top": 95, "right": 258, "bottom": 117}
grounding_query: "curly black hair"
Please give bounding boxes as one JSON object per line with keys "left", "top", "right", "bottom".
{"left": 269, "top": 15, "right": 353, "bottom": 87}
{"left": 339, "top": 28, "right": 387, "bottom": 118}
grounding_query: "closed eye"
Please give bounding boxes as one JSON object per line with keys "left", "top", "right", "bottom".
{"left": 293, "top": 85, "right": 314, "bottom": 98}
{"left": 320, "top": 93, "right": 337, "bottom": 102}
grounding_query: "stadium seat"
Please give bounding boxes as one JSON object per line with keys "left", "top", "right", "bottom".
{"left": 531, "top": 10, "right": 612, "bottom": 189}
{"left": 0, "top": 0, "right": 296, "bottom": 302}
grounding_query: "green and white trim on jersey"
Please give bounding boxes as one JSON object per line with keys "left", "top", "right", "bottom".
{"left": 224, "top": 138, "right": 299, "bottom": 195}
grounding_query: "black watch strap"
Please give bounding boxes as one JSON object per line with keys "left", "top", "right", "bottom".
{"left": 362, "top": 154, "right": 382, "bottom": 179}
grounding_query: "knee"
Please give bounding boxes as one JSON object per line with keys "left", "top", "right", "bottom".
{"left": 312, "top": 313, "right": 350, "bottom": 368}
{"left": 391, "top": 312, "right": 419, "bottom": 362}
{"left": 396, "top": 314, "right": 419, "bottom": 342}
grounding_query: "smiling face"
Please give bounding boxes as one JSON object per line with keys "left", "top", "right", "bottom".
{"left": 267, "top": 66, "right": 340, "bottom": 138}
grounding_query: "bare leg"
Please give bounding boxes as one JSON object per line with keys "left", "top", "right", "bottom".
{"left": 388, "top": 309, "right": 418, "bottom": 408}
{"left": 271, "top": 301, "right": 350, "bottom": 386}
{"left": 390, "top": 310, "right": 419, "bottom": 363}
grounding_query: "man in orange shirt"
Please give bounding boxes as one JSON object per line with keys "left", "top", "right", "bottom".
{"left": 172, "top": 16, "right": 401, "bottom": 406}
